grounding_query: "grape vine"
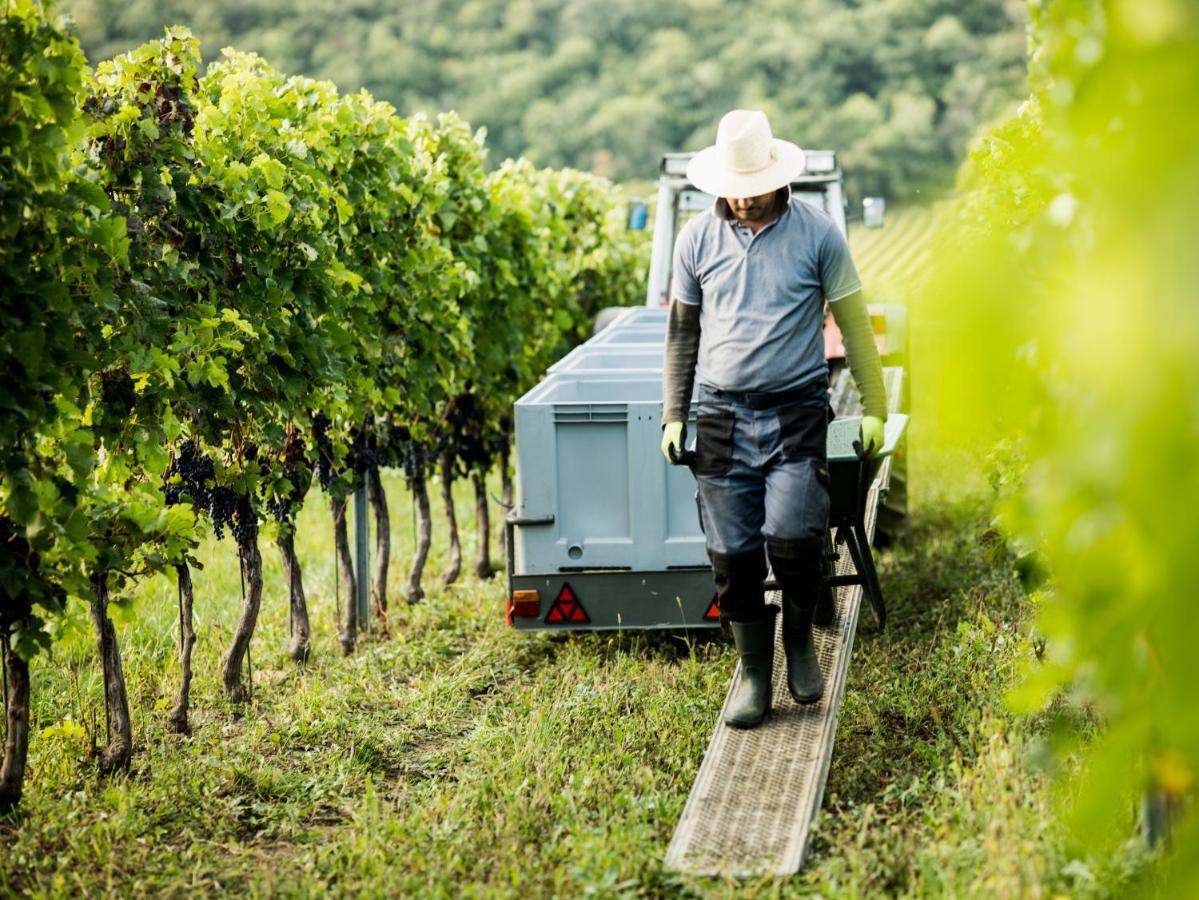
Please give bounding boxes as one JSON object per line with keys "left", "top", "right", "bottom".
{"left": 0, "top": 2, "right": 644, "bottom": 810}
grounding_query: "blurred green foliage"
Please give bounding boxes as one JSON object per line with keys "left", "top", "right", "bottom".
{"left": 921, "top": 0, "right": 1199, "bottom": 888}
{"left": 58, "top": 0, "right": 1029, "bottom": 200}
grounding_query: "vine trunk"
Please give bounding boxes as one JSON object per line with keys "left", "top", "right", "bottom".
{"left": 0, "top": 634, "right": 30, "bottom": 812}
{"left": 498, "top": 439, "right": 512, "bottom": 559}
{"left": 367, "top": 464, "right": 390, "bottom": 635}
{"left": 440, "top": 452, "right": 461, "bottom": 586}
{"left": 406, "top": 462, "right": 432, "bottom": 604}
{"left": 166, "top": 562, "right": 196, "bottom": 733}
{"left": 90, "top": 572, "right": 132, "bottom": 773}
{"left": 473, "top": 470, "right": 493, "bottom": 579}
{"left": 278, "top": 529, "right": 311, "bottom": 661}
{"left": 223, "top": 537, "right": 263, "bottom": 704}
{"left": 332, "top": 495, "right": 357, "bottom": 654}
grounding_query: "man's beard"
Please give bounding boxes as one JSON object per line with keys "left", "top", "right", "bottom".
{"left": 732, "top": 190, "right": 783, "bottom": 222}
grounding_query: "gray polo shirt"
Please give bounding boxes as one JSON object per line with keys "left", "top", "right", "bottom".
{"left": 671, "top": 193, "right": 861, "bottom": 393}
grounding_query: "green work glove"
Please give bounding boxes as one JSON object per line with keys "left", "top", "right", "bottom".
{"left": 860, "top": 415, "right": 885, "bottom": 458}
{"left": 661, "top": 421, "right": 684, "bottom": 464}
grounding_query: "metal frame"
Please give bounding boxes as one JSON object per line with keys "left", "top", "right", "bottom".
{"left": 819, "top": 448, "right": 888, "bottom": 631}
{"left": 354, "top": 481, "right": 370, "bottom": 632}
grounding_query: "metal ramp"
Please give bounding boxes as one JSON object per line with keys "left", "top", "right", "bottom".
{"left": 664, "top": 368, "right": 901, "bottom": 877}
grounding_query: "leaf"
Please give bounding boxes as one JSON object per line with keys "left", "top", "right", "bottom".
{"left": 64, "top": 430, "right": 96, "bottom": 477}
{"left": 253, "top": 153, "right": 287, "bottom": 190}
{"left": 264, "top": 189, "right": 291, "bottom": 224}
{"left": 91, "top": 216, "right": 130, "bottom": 260}
{"left": 162, "top": 407, "right": 182, "bottom": 443}
{"left": 6, "top": 472, "right": 39, "bottom": 526}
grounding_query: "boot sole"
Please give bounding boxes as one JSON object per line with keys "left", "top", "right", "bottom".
{"left": 724, "top": 703, "right": 771, "bottom": 729}
{"left": 788, "top": 687, "right": 822, "bottom": 705}
{"left": 725, "top": 712, "right": 769, "bottom": 729}
{"left": 786, "top": 656, "right": 824, "bottom": 705}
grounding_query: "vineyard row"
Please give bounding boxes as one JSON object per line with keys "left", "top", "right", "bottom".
{"left": 0, "top": 4, "right": 644, "bottom": 812}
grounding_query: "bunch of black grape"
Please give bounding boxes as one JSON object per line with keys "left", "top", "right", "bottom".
{"left": 0, "top": 516, "right": 66, "bottom": 626}
{"left": 264, "top": 466, "right": 305, "bottom": 523}
{"left": 313, "top": 413, "right": 336, "bottom": 490}
{"left": 313, "top": 414, "right": 396, "bottom": 490}
{"left": 379, "top": 422, "right": 424, "bottom": 481}
{"left": 226, "top": 490, "right": 257, "bottom": 544}
{"left": 94, "top": 368, "right": 138, "bottom": 433}
{"left": 264, "top": 432, "right": 311, "bottom": 524}
{"left": 163, "top": 440, "right": 214, "bottom": 507}
{"left": 440, "top": 392, "right": 495, "bottom": 474}
{"left": 346, "top": 423, "right": 389, "bottom": 477}
{"left": 163, "top": 440, "right": 257, "bottom": 542}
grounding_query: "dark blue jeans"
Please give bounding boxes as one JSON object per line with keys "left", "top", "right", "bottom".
{"left": 694, "top": 382, "right": 831, "bottom": 557}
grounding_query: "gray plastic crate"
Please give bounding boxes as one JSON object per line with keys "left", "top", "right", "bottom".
{"left": 616, "top": 306, "right": 669, "bottom": 325}
{"left": 588, "top": 326, "right": 667, "bottom": 347}
{"left": 512, "top": 375, "right": 703, "bottom": 575}
{"left": 549, "top": 347, "right": 665, "bottom": 375}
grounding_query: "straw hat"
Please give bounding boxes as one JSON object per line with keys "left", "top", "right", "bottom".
{"left": 685, "top": 109, "right": 806, "bottom": 198}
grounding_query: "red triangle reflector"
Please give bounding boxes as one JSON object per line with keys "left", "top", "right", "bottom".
{"left": 703, "top": 596, "right": 721, "bottom": 621}
{"left": 545, "top": 582, "right": 590, "bottom": 624}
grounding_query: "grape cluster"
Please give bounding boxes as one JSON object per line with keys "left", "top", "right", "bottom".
{"left": 230, "top": 490, "right": 258, "bottom": 544}
{"left": 97, "top": 367, "right": 136, "bottom": 417}
{"left": 265, "top": 466, "right": 302, "bottom": 523}
{"left": 0, "top": 515, "right": 67, "bottom": 627}
{"left": 162, "top": 440, "right": 258, "bottom": 542}
{"left": 162, "top": 439, "right": 214, "bottom": 506}
{"left": 313, "top": 414, "right": 336, "bottom": 490}
{"left": 379, "top": 423, "right": 423, "bottom": 480}
{"left": 346, "top": 424, "right": 389, "bottom": 476}
{"left": 265, "top": 428, "right": 312, "bottom": 523}
{"left": 438, "top": 391, "right": 504, "bottom": 475}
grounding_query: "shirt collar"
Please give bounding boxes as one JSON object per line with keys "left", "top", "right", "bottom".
{"left": 714, "top": 185, "right": 792, "bottom": 223}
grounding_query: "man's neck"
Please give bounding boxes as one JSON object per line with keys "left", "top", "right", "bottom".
{"left": 742, "top": 208, "right": 779, "bottom": 235}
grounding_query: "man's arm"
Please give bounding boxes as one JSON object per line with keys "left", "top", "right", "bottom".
{"left": 662, "top": 221, "right": 702, "bottom": 462}
{"left": 818, "top": 220, "right": 886, "bottom": 426}
{"left": 828, "top": 289, "right": 887, "bottom": 421}
{"left": 662, "top": 298, "right": 701, "bottom": 425}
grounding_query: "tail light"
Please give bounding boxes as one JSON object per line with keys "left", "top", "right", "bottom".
{"left": 507, "top": 589, "right": 540, "bottom": 626}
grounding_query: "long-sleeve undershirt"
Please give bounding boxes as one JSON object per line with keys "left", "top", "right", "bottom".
{"left": 662, "top": 299, "right": 701, "bottom": 425}
{"left": 828, "top": 290, "right": 888, "bottom": 420}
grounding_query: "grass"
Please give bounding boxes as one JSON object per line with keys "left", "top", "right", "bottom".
{"left": 0, "top": 445, "right": 1151, "bottom": 897}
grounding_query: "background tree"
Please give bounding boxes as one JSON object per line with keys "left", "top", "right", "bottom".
{"left": 60, "top": 0, "right": 1029, "bottom": 201}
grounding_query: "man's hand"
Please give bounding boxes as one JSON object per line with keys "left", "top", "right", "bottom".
{"left": 661, "top": 421, "right": 685, "bottom": 464}
{"left": 860, "top": 416, "right": 885, "bottom": 458}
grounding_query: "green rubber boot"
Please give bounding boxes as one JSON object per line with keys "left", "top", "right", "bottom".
{"left": 724, "top": 609, "right": 777, "bottom": 729}
{"left": 767, "top": 537, "right": 825, "bottom": 705}
{"left": 782, "top": 595, "right": 823, "bottom": 704}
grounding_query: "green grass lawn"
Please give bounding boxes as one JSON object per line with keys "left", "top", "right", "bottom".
{"left": 0, "top": 446, "right": 1148, "bottom": 897}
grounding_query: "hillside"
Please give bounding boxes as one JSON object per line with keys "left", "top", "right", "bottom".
{"left": 61, "top": 0, "right": 1028, "bottom": 200}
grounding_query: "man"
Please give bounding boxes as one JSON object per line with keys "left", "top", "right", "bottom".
{"left": 661, "top": 109, "right": 887, "bottom": 729}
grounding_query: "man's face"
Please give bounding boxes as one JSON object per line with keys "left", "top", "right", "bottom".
{"left": 725, "top": 190, "right": 778, "bottom": 224}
